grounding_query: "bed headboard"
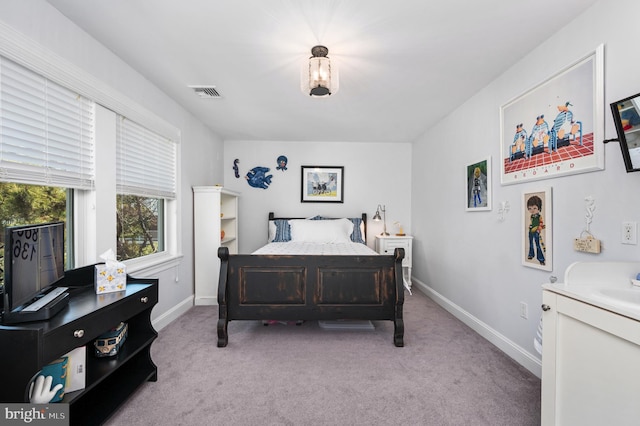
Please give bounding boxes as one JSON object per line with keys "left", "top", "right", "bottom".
{"left": 268, "top": 212, "right": 367, "bottom": 244}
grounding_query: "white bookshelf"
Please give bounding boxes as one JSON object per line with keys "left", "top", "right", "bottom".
{"left": 193, "top": 186, "right": 240, "bottom": 305}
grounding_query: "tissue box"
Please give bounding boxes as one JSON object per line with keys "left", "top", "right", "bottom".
{"left": 94, "top": 262, "right": 127, "bottom": 294}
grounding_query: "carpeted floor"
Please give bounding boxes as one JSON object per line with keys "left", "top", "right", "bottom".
{"left": 105, "top": 290, "right": 541, "bottom": 426}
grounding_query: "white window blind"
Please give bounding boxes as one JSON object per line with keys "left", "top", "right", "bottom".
{"left": 116, "top": 116, "right": 176, "bottom": 199}
{"left": 0, "top": 57, "right": 95, "bottom": 189}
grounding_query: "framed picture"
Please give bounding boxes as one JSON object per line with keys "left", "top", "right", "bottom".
{"left": 465, "top": 156, "right": 492, "bottom": 211}
{"left": 301, "top": 166, "right": 344, "bottom": 203}
{"left": 522, "top": 187, "right": 552, "bottom": 271}
{"left": 500, "top": 44, "right": 604, "bottom": 185}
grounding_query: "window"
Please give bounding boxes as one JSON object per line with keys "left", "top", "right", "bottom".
{"left": 0, "top": 183, "right": 71, "bottom": 291}
{"left": 0, "top": 57, "right": 94, "bottom": 189}
{"left": 0, "top": 56, "right": 94, "bottom": 290}
{"left": 116, "top": 194, "right": 164, "bottom": 261}
{"left": 0, "top": 32, "right": 180, "bottom": 272}
{"left": 116, "top": 116, "right": 176, "bottom": 261}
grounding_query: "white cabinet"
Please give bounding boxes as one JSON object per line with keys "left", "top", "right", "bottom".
{"left": 541, "top": 290, "right": 640, "bottom": 425}
{"left": 375, "top": 235, "right": 413, "bottom": 293}
{"left": 193, "top": 186, "right": 240, "bottom": 305}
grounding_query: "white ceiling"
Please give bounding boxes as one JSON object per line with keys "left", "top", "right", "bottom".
{"left": 47, "top": 0, "right": 598, "bottom": 143}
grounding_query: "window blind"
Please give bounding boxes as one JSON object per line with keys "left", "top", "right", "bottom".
{"left": 116, "top": 116, "right": 176, "bottom": 199}
{"left": 0, "top": 57, "right": 95, "bottom": 189}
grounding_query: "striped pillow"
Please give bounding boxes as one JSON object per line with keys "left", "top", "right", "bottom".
{"left": 271, "top": 219, "right": 291, "bottom": 242}
{"left": 349, "top": 218, "right": 365, "bottom": 244}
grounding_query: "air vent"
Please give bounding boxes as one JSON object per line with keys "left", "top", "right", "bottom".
{"left": 188, "top": 85, "right": 222, "bottom": 98}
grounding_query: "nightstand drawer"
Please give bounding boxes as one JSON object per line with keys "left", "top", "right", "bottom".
{"left": 376, "top": 237, "right": 412, "bottom": 267}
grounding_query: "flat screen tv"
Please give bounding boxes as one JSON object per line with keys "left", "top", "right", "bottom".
{"left": 2, "top": 221, "right": 65, "bottom": 312}
{"left": 610, "top": 92, "right": 640, "bottom": 172}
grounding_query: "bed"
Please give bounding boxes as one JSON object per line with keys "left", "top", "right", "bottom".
{"left": 216, "top": 213, "right": 405, "bottom": 347}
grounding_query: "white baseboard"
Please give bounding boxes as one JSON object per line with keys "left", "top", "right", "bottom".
{"left": 152, "top": 295, "right": 194, "bottom": 331}
{"left": 194, "top": 296, "right": 217, "bottom": 306}
{"left": 413, "top": 278, "right": 542, "bottom": 379}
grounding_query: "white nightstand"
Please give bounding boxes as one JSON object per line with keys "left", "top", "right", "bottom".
{"left": 375, "top": 235, "right": 413, "bottom": 293}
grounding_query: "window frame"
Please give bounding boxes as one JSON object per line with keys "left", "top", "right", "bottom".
{"left": 0, "top": 24, "right": 182, "bottom": 275}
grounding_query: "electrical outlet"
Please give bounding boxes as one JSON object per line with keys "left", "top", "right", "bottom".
{"left": 520, "top": 302, "right": 528, "bottom": 319}
{"left": 622, "top": 221, "right": 637, "bottom": 245}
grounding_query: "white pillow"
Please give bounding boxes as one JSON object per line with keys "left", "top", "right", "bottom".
{"left": 289, "top": 218, "right": 354, "bottom": 243}
{"left": 268, "top": 220, "right": 276, "bottom": 242}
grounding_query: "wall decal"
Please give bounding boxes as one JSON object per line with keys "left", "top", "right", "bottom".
{"left": 276, "top": 155, "right": 288, "bottom": 171}
{"left": 245, "top": 166, "right": 272, "bottom": 189}
{"left": 233, "top": 159, "right": 240, "bottom": 178}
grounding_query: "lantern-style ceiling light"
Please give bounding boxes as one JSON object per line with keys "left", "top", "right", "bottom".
{"left": 301, "top": 45, "right": 339, "bottom": 97}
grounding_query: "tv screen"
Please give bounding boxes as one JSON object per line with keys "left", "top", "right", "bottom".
{"left": 3, "top": 222, "right": 65, "bottom": 311}
{"left": 610, "top": 92, "right": 640, "bottom": 172}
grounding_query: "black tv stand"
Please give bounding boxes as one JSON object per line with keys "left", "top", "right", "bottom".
{"left": 1, "top": 291, "right": 70, "bottom": 324}
{"left": 0, "top": 264, "right": 158, "bottom": 426}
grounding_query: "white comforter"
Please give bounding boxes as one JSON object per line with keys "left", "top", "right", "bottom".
{"left": 252, "top": 242, "right": 378, "bottom": 256}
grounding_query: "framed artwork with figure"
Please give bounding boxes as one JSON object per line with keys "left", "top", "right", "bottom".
{"left": 522, "top": 187, "right": 552, "bottom": 271}
{"left": 500, "top": 44, "right": 604, "bottom": 185}
{"left": 465, "top": 156, "right": 491, "bottom": 211}
{"left": 301, "top": 166, "right": 344, "bottom": 203}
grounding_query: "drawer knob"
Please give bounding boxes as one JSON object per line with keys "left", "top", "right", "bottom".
{"left": 541, "top": 304, "right": 551, "bottom": 311}
{"left": 141, "top": 296, "right": 149, "bottom": 303}
{"left": 73, "top": 329, "right": 85, "bottom": 338}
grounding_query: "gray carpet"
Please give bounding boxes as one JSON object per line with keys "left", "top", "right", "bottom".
{"left": 105, "top": 290, "right": 541, "bottom": 425}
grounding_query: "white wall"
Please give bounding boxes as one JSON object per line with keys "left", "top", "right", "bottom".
{"left": 0, "top": 0, "right": 225, "bottom": 327}
{"left": 412, "top": 0, "right": 640, "bottom": 376}
{"left": 223, "top": 140, "right": 411, "bottom": 252}
{"left": 5, "top": 0, "right": 635, "bottom": 377}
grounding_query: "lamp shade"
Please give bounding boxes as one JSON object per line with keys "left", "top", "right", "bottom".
{"left": 373, "top": 204, "right": 389, "bottom": 236}
{"left": 301, "top": 45, "right": 338, "bottom": 97}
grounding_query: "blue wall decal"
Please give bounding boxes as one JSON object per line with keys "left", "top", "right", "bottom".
{"left": 233, "top": 159, "right": 240, "bottom": 178}
{"left": 245, "top": 166, "right": 272, "bottom": 189}
{"left": 276, "top": 155, "right": 288, "bottom": 171}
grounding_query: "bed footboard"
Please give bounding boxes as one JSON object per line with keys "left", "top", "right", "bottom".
{"left": 217, "top": 246, "right": 405, "bottom": 347}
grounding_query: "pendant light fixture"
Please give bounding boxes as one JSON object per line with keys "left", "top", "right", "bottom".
{"left": 301, "top": 45, "right": 338, "bottom": 97}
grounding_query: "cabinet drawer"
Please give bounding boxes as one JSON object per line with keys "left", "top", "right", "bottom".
{"left": 44, "top": 316, "right": 118, "bottom": 360}
{"left": 42, "top": 285, "right": 157, "bottom": 361}
{"left": 380, "top": 241, "right": 412, "bottom": 266}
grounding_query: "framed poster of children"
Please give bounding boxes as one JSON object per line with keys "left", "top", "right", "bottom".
{"left": 522, "top": 187, "right": 552, "bottom": 271}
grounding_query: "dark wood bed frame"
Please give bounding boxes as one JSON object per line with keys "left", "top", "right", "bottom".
{"left": 216, "top": 213, "right": 405, "bottom": 347}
